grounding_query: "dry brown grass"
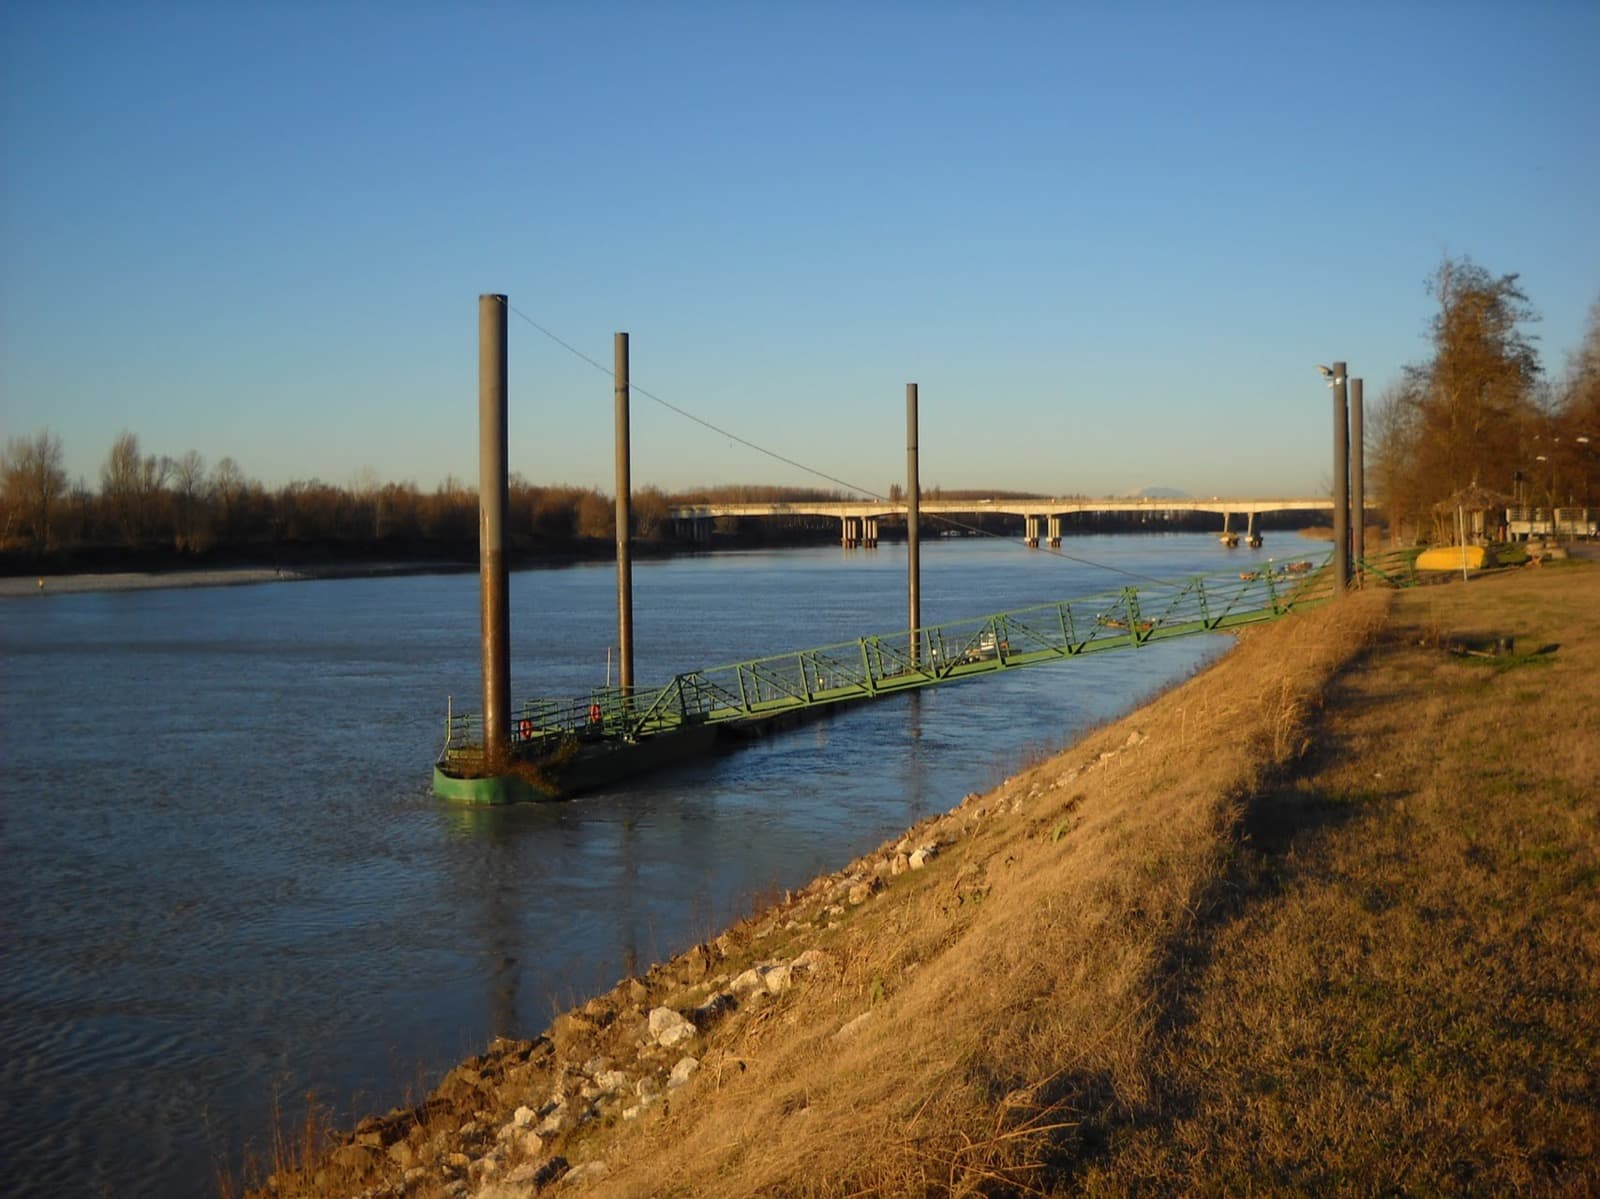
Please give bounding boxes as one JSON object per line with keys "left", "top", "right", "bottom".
{"left": 574, "top": 591, "right": 1400, "bottom": 1197}
{"left": 1070, "top": 563, "right": 1600, "bottom": 1197}
{"left": 263, "top": 563, "right": 1600, "bottom": 1198}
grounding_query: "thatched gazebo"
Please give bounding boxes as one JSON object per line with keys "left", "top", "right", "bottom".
{"left": 1432, "top": 482, "right": 1510, "bottom": 546}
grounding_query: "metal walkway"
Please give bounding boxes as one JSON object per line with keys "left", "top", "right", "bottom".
{"left": 441, "top": 551, "right": 1345, "bottom": 760}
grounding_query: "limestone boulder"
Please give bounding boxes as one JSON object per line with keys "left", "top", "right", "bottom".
{"left": 647, "top": 1006, "right": 695, "bottom": 1048}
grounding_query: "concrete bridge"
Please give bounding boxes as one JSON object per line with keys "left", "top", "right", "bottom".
{"left": 667, "top": 497, "right": 1339, "bottom": 548}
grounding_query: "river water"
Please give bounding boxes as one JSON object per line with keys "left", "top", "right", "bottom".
{"left": 0, "top": 533, "right": 1277, "bottom": 1196}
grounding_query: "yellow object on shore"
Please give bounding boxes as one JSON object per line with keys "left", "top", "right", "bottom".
{"left": 1416, "top": 544, "right": 1495, "bottom": 571}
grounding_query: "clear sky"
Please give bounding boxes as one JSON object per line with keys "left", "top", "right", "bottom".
{"left": 3, "top": 1, "right": 1596, "bottom": 500}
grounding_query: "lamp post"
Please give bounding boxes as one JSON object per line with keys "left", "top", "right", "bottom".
{"left": 1535, "top": 454, "right": 1552, "bottom": 539}
{"left": 1576, "top": 436, "right": 1594, "bottom": 537}
{"left": 1317, "top": 363, "right": 1350, "bottom": 592}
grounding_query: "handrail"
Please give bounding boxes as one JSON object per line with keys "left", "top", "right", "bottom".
{"left": 439, "top": 551, "right": 1339, "bottom": 759}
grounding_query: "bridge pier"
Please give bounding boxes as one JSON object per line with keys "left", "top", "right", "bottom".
{"left": 1025, "top": 514, "right": 1041, "bottom": 548}
{"left": 863, "top": 515, "right": 878, "bottom": 547}
{"left": 1220, "top": 511, "right": 1239, "bottom": 547}
{"left": 1047, "top": 514, "right": 1061, "bottom": 547}
{"left": 1246, "top": 510, "right": 1262, "bottom": 548}
{"left": 677, "top": 516, "right": 712, "bottom": 544}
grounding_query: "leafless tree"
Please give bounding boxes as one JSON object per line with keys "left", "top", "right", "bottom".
{"left": 1, "top": 429, "right": 68, "bottom": 551}
{"left": 171, "top": 449, "right": 208, "bottom": 550}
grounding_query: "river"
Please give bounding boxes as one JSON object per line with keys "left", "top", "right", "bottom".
{"left": 0, "top": 532, "right": 1281, "bottom": 1196}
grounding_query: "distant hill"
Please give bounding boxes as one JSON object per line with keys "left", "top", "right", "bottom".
{"left": 1126, "top": 486, "right": 1191, "bottom": 499}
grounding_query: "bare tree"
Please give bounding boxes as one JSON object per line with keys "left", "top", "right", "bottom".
{"left": 210, "top": 456, "right": 250, "bottom": 538}
{"left": 1, "top": 429, "right": 68, "bottom": 551}
{"left": 101, "top": 431, "right": 171, "bottom": 546}
{"left": 171, "top": 449, "right": 208, "bottom": 550}
{"left": 1366, "top": 381, "right": 1425, "bottom": 545}
{"left": 1554, "top": 297, "right": 1600, "bottom": 505}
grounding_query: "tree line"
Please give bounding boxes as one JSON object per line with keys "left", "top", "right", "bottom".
{"left": 1368, "top": 256, "right": 1599, "bottom": 544}
{"left": 0, "top": 432, "right": 857, "bottom": 570}
{"left": 9, "top": 255, "right": 1594, "bottom": 565}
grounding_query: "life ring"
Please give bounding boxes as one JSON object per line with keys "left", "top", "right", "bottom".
{"left": 588, "top": 703, "right": 603, "bottom": 725}
{"left": 518, "top": 717, "right": 533, "bottom": 741}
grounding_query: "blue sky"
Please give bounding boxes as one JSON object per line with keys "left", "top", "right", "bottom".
{"left": 3, "top": 1, "right": 1596, "bottom": 499}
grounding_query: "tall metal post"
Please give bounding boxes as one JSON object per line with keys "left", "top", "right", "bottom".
{"left": 1350, "top": 376, "right": 1365, "bottom": 579}
{"left": 1332, "top": 361, "right": 1350, "bottom": 594}
{"left": 907, "top": 383, "right": 921, "bottom": 663}
{"left": 614, "top": 332, "right": 634, "bottom": 695}
{"left": 479, "top": 294, "right": 511, "bottom": 767}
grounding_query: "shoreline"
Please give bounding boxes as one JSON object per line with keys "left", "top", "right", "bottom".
{"left": 0, "top": 561, "right": 471, "bottom": 598}
{"left": 248, "top": 561, "right": 1600, "bottom": 1197}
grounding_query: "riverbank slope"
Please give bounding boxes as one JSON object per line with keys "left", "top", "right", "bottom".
{"left": 252, "top": 562, "right": 1600, "bottom": 1197}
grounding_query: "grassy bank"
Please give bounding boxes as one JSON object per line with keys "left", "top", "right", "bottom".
{"left": 252, "top": 562, "right": 1599, "bottom": 1197}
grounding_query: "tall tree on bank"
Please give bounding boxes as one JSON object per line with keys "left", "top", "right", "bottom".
{"left": 1369, "top": 256, "right": 1543, "bottom": 542}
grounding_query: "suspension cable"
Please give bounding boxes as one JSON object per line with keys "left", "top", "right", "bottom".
{"left": 501, "top": 299, "right": 1185, "bottom": 586}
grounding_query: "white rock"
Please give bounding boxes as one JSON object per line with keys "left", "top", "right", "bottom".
{"left": 890, "top": 853, "right": 909, "bottom": 876}
{"left": 909, "top": 847, "right": 935, "bottom": 869}
{"left": 729, "top": 967, "right": 767, "bottom": 996}
{"left": 668, "top": 1056, "right": 699, "bottom": 1088}
{"left": 537, "top": 1104, "right": 569, "bottom": 1135}
{"left": 764, "top": 964, "right": 794, "bottom": 994}
{"left": 647, "top": 1006, "right": 695, "bottom": 1048}
{"left": 512, "top": 1104, "right": 536, "bottom": 1128}
{"left": 791, "top": 948, "right": 831, "bottom": 973}
{"left": 518, "top": 1131, "right": 544, "bottom": 1156}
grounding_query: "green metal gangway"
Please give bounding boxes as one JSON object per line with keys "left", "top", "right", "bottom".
{"left": 441, "top": 551, "right": 1348, "bottom": 761}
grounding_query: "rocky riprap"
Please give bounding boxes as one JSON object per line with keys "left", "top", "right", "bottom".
{"left": 268, "top": 732, "right": 1147, "bottom": 1198}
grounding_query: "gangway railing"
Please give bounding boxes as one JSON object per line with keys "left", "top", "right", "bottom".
{"left": 441, "top": 552, "right": 1344, "bottom": 762}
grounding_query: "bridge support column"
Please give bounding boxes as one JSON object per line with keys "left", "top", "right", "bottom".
{"left": 1047, "top": 514, "right": 1061, "bottom": 547}
{"left": 864, "top": 516, "right": 878, "bottom": 547}
{"left": 1246, "top": 510, "right": 1262, "bottom": 548}
{"left": 1220, "top": 510, "right": 1238, "bottom": 547}
{"left": 1025, "top": 514, "right": 1040, "bottom": 547}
